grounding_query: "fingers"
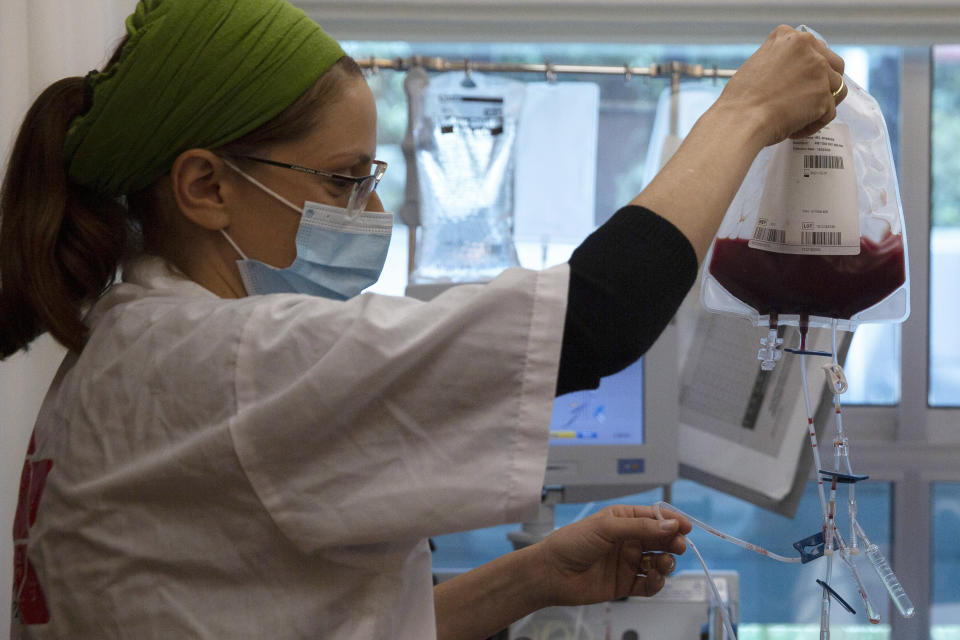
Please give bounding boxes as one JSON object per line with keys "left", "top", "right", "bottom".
{"left": 629, "top": 558, "right": 675, "bottom": 597}
{"left": 789, "top": 27, "right": 847, "bottom": 102}
{"left": 651, "top": 504, "right": 690, "bottom": 532}
{"left": 789, "top": 84, "right": 839, "bottom": 139}
{"left": 621, "top": 543, "right": 679, "bottom": 597}
{"left": 792, "top": 29, "right": 846, "bottom": 132}
{"left": 728, "top": 24, "right": 847, "bottom": 145}
{"left": 604, "top": 504, "right": 693, "bottom": 535}
{"left": 831, "top": 73, "right": 848, "bottom": 104}
{"left": 640, "top": 550, "right": 677, "bottom": 577}
{"left": 631, "top": 570, "right": 667, "bottom": 597}
{"left": 592, "top": 506, "right": 690, "bottom": 555}
{"left": 809, "top": 32, "right": 845, "bottom": 75}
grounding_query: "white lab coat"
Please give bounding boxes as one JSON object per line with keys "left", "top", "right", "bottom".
{"left": 11, "top": 256, "right": 568, "bottom": 640}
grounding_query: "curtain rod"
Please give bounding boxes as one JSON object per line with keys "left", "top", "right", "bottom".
{"left": 357, "top": 56, "right": 737, "bottom": 82}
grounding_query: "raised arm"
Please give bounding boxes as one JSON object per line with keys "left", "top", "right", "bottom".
{"left": 556, "top": 25, "right": 846, "bottom": 394}
{"left": 634, "top": 25, "right": 846, "bottom": 263}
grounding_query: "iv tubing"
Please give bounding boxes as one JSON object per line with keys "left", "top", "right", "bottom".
{"left": 831, "top": 321, "right": 859, "bottom": 554}
{"left": 653, "top": 503, "right": 738, "bottom": 640}
{"left": 800, "top": 327, "right": 835, "bottom": 638}
{"left": 800, "top": 338, "right": 829, "bottom": 520}
{"left": 832, "top": 527, "right": 882, "bottom": 624}
{"left": 820, "top": 554, "right": 833, "bottom": 640}
{"left": 661, "top": 323, "right": 901, "bottom": 638}
{"left": 653, "top": 502, "right": 802, "bottom": 564}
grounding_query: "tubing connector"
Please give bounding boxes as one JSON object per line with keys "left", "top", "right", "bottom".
{"left": 758, "top": 328, "right": 784, "bottom": 371}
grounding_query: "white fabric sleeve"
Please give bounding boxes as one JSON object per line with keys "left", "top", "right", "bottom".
{"left": 229, "top": 264, "right": 568, "bottom": 553}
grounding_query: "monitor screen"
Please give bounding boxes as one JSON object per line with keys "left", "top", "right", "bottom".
{"left": 549, "top": 357, "right": 644, "bottom": 446}
{"left": 544, "top": 324, "right": 678, "bottom": 503}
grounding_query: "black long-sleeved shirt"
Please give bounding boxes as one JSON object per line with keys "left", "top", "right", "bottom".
{"left": 556, "top": 205, "right": 698, "bottom": 396}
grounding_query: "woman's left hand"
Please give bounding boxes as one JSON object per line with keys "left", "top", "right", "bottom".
{"left": 533, "top": 504, "right": 692, "bottom": 607}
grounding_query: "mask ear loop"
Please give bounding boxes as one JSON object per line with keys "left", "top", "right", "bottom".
{"left": 219, "top": 157, "right": 303, "bottom": 262}
{"left": 221, "top": 157, "right": 302, "bottom": 215}
{"left": 220, "top": 228, "right": 249, "bottom": 261}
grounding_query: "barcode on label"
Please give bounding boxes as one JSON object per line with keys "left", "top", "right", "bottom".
{"left": 804, "top": 155, "right": 844, "bottom": 170}
{"left": 753, "top": 227, "right": 786, "bottom": 243}
{"left": 802, "top": 231, "right": 842, "bottom": 246}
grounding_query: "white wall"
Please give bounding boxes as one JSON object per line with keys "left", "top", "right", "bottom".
{"left": 0, "top": 1, "right": 135, "bottom": 633}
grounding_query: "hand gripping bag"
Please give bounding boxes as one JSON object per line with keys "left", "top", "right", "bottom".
{"left": 701, "top": 29, "right": 909, "bottom": 335}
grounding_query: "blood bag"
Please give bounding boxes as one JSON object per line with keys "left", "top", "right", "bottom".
{"left": 701, "top": 33, "right": 909, "bottom": 332}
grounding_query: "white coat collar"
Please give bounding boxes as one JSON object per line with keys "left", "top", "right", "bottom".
{"left": 85, "top": 255, "right": 217, "bottom": 331}
{"left": 121, "top": 254, "right": 217, "bottom": 298}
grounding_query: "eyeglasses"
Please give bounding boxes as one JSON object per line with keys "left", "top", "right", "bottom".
{"left": 234, "top": 155, "right": 387, "bottom": 216}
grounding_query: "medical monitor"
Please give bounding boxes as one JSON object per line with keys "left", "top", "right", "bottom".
{"left": 544, "top": 322, "right": 679, "bottom": 503}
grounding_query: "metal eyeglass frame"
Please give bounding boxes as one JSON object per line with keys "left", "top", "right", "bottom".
{"left": 233, "top": 154, "right": 388, "bottom": 216}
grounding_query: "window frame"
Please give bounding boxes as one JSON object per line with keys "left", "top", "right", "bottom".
{"left": 301, "top": 1, "right": 960, "bottom": 47}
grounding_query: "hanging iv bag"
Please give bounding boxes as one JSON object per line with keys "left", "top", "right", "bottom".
{"left": 642, "top": 81, "right": 724, "bottom": 188}
{"left": 410, "top": 71, "right": 526, "bottom": 285}
{"left": 701, "top": 29, "right": 910, "bottom": 332}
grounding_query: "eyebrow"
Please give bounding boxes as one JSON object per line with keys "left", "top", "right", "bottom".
{"left": 324, "top": 152, "right": 373, "bottom": 168}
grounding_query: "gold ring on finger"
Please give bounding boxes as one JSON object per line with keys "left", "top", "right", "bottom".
{"left": 832, "top": 77, "right": 845, "bottom": 98}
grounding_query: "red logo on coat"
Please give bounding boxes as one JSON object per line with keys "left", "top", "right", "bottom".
{"left": 12, "top": 434, "right": 52, "bottom": 625}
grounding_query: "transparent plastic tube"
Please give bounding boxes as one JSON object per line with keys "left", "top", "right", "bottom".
{"left": 688, "top": 537, "right": 738, "bottom": 640}
{"left": 834, "top": 529, "right": 881, "bottom": 624}
{"left": 800, "top": 348, "right": 829, "bottom": 520}
{"left": 820, "top": 555, "right": 833, "bottom": 640}
{"left": 653, "top": 503, "right": 739, "bottom": 640}
{"left": 865, "top": 545, "right": 914, "bottom": 618}
{"left": 653, "top": 502, "right": 801, "bottom": 564}
{"left": 856, "top": 522, "right": 915, "bottom": 618}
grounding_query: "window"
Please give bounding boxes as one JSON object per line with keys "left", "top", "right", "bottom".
{"left": 930, "top": 46, "right": 960, "bottom": 407}
{"left": 932, "top": 484, "right": 960, "bottom": 636}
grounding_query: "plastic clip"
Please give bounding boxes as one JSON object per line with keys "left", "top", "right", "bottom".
{"left": 793, "top": 531, "right": 826, "bottom": 564}
{"left": 823, "top": 363, "right": 848, "bottom": 394}
{"left": 816, "top": 579, "right": 857, "bottom": 615}
{"left": 784, "top": 348, "right": 833, "bottom": 357}
{"left": 818, "top": 470, "right": 869, "bottom": 484}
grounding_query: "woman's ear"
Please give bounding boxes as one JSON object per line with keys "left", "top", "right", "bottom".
{"left": 169, "top": 149, "right": 233, "bottom": 230}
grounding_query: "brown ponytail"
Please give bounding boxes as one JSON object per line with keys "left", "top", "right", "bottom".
{"left": 0, "top": 78, "right": 129, "bottom": 358}
{"left": 0, "top": 55, "right": 364, "bottom": 359}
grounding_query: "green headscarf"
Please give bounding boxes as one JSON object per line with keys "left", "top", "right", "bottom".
{"left": 63, "top": 0, "right": 345, "bottom": 197}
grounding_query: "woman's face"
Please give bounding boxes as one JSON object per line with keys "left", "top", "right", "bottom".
{"left": 224, "top": 75, "right": 382, "bottom": 269}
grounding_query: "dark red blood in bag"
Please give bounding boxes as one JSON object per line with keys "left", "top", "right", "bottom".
{"left": 708, "top": 233, "right": 905, "bottom": 319}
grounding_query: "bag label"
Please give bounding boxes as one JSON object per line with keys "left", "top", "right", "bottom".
{"left": 750, "top": 122, "right": 860, "bottom": 255}
{"left": 437, "top": 95, "right": 505, "bottom": 134}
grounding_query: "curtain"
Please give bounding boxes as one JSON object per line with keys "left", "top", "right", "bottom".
{"left": 0, "top": 1, "right": 135, "bottom": 633}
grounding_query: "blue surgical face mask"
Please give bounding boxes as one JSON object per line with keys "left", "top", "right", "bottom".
{"left": 221, "top": 160, "right": 393, "bottom": 300}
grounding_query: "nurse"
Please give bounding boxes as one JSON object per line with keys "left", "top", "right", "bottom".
{"left": 0, "top": 1, "right": 845, "bottom": 638}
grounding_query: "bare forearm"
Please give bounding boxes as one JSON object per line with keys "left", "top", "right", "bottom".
{"left": 434, "top": 545, "right": 546, "bottom": 640}
{"left": 631, "top": 103, "right": 767, "bottom": 263}
{"left": 632, "top": 25, "right": 849, "bottom": 263}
